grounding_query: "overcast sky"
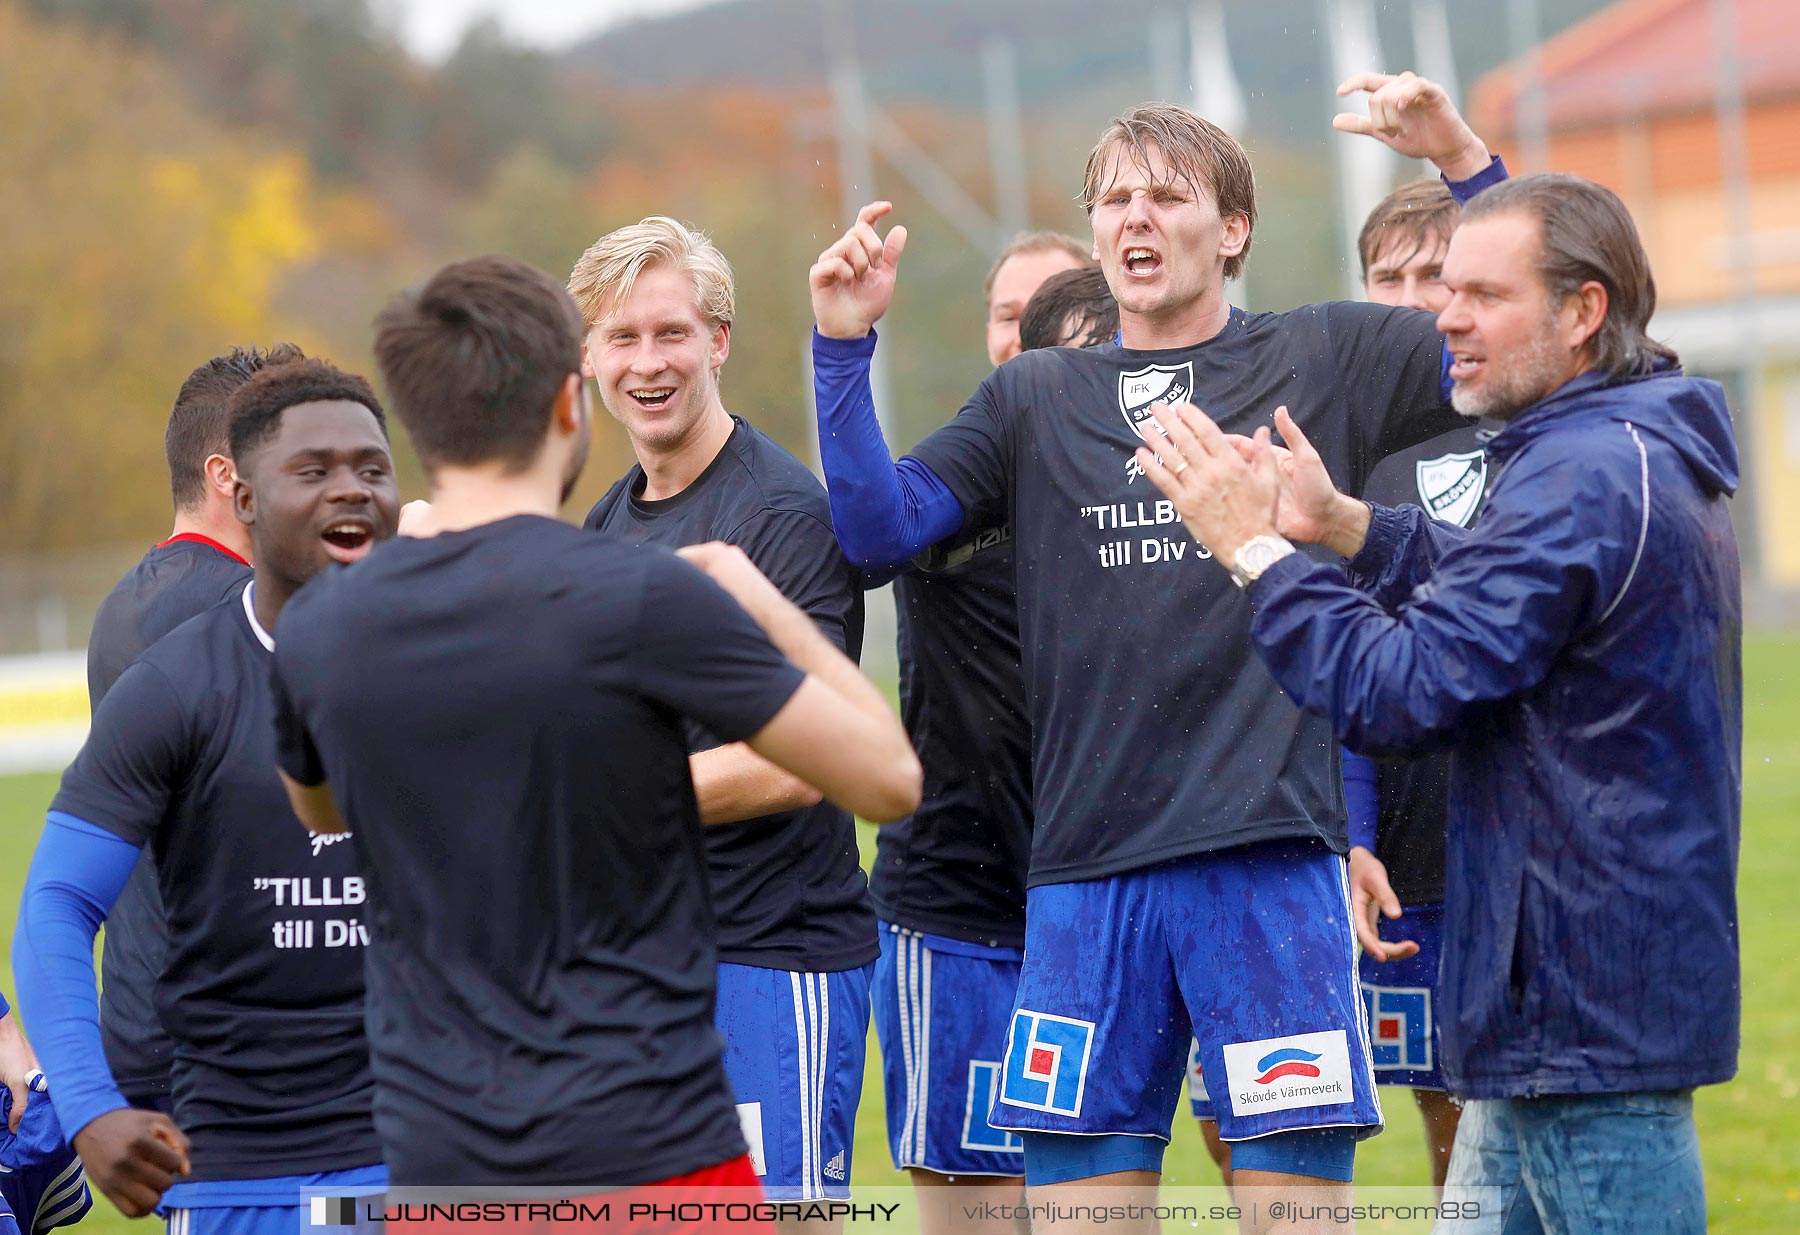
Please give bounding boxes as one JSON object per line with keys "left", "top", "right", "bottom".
{"left": 381, "top": 0, "right": 718, "bottom": 61}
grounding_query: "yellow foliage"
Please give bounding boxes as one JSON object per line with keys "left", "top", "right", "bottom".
{"left": 0, "top": 4, "right": 375, "bottom": 550}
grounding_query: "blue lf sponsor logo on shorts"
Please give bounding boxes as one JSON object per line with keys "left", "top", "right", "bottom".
{"left": 1361, "top": 984, "right": 1434, "bottom": 1071}
{"left": 962, "top": 1061, "right": 1025, "bottom": 1153}
{"left": 964, "top": 1058, "right": 1022, "bottom": 1159}
{"left": 1000, "top": 1010, "right": 1094, "bottom": 1117}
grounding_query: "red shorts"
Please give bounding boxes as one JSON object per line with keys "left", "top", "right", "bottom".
{"left": 384, "top": 1156, "right": 771, "bottom": 1235}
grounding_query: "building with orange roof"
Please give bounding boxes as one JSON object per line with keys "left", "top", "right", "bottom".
{"left": 1470, "top": 0, "right": 1800, "bottom": 587}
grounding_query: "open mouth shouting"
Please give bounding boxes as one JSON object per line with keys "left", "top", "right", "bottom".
{"left": 320, "top": 516, "right": 376, "bottom": 565}
{"left": 1122, "top": 245, "right": 1164, "bottom": 279}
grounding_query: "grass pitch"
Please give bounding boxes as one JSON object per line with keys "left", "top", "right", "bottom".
{"left": 2, "top": 637, "right": 1796, "bottom": 1232}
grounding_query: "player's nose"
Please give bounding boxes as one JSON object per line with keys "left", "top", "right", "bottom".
{"left": 1435, "top": 295, "right": 1471, "bottom": 335}
{"left": 324, "top": 468, "right": 376, "bottom": 505}
{"left": 627, "top": 340, "right": 666, "bottom": 376}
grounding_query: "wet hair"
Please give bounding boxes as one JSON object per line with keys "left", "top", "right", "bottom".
{"left": 1080, "top": 102, "right": 1257, "bottom": 280}
{"left": 374, "top": 256, "right": 584, "bottom": 471}
{"left": 1461, "top": 173, "right": 1678, "bottom": 379}
{"left": 165, "top": 343, "right": 305, "bottom": 509}
{"left": 1020, "top": 267, "right": 1119, "bottom": 350}
{"left": 1358, "top": 179, "right": 1459, "bottom": 279}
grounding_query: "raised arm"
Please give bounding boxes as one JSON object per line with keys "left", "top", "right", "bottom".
{"left": 1333, "top": 71, "right": 1493, "bottom": 183}
{"left": 810, "top": 202, "right": 964, "bottom": 568}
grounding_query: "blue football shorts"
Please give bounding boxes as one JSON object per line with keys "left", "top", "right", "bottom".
{"left": 991, "top": 839, "right": 1383, "bottom": 1147}
{"left": 1186, "top": 1035, "right": 1218, "bottom": 1121}
{"left": 160, "top": 1164, "right": 386, "bottom": 1235}
{"left": 715, "top": 961, "right": 873, "bottom": 1201}
{"left": 872, "top": 925, "right": 1026, "bottom": 1177}
{"left": 1358, "top": 900, "right": 1448, "bottom": 1091}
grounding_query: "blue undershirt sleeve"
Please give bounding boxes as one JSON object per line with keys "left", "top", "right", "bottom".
{"left": 1437, "top": 155, "right": 1511, "bottom": 398}
{"left": 811, "top": 329, "right": 965, "bottom": 568}
{"left": 1443, "top": 154, "right": 1510, "bottom": 206}
{"left": 13, "top": 812, "right": 143, "bottom": 1140}
{"left": 1342, "top": 747, "right": 1380, "bottom": 853}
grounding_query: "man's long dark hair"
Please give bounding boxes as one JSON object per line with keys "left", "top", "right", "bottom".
{"left": 1462, "top": 174, "right": 1678, "bottom": 380}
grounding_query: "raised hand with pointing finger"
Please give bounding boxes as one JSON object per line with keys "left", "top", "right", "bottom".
{"left": 1334, "top": 71, "right": 1493, "bottom": 182}
{"left": 810, "top": 200, "right": 909, "bottom": 340}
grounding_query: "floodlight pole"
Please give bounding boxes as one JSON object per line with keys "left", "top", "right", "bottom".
{"left": 1324, "top": 0, "right": 1397, "bottom": 299}
{"left": 822, "top": 0, "right": 892, "bottom": 435}
{"left": 983, "top": 37, "right": 1030, "bottom": 250}
{"left": 1507, "top": 0, "right": 1549, "bottom": 170}
{"left": 1709, "top": 0, "right": 1763, "bottom": 578}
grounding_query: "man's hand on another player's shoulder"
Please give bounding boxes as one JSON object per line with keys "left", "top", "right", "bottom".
{"left": 810, "top": 201, "right": 909, "bottom": 340}
{"left": 73, "top": 1107, "right": 191, "bottom": 1218}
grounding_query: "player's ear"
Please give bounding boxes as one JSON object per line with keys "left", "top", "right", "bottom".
{"left": 553, "top": 372, "right": 584, "bottom": 433}
{"left": 233, "top": 473, "right": 256, "bottom": 529}
{"left": 1220, "top": 213, "right": 1251, "bottom": 259}
{"left": 710, "top": 320, "right": 731, "bottom": 373}
{"left": 204, "top": 454, "right": 236, "bottom": 503}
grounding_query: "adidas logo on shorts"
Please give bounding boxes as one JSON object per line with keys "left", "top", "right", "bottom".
{"left": 822, "top": 1150, "right": 846, "bottom": 1182}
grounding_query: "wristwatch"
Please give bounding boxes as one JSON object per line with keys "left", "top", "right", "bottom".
{"left": 1227, "top": 534, "right": 1297, "bottom": 588}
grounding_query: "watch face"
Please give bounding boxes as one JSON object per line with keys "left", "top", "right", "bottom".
{"left": 1241, "top": 541, "right": 1277, "bottom": 573}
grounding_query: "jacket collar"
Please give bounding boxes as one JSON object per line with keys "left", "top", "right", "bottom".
{"left": 1483, "top": 367, "right": 1639, "bottom": 465}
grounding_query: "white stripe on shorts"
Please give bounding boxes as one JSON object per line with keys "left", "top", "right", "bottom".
{"left": 790, "top": 971, "right": 814, "bottom": 1198}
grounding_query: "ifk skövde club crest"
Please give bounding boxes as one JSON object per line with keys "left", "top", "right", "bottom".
{"left": 1414, "top": 449, "right": 1487, "bottom": 528}
{"left": 1117, "top": 362, "right": 1195, "bottom": 436}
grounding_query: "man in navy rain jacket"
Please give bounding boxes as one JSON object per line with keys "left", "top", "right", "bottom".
{"left": 1133, "top": 173, "right": 1739, "bottom": 1235}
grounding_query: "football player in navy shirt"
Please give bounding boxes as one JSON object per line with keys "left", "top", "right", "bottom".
{"left": 569, "top": 218, "right": 884, "bottom": 1207}
{"left": 864, "top": 235, "right": 1092, "bottom": 1232}
{"left": 14, "top": 358, "right": 401, "bottom": 1232}
{"left": 271, "top": 256, "right": 918, "bottom": 1204}
{"left": 808, "top": 74, "right": 1503, "bottom": 1215}
{"left": 1343, "top": 179, "right": 1483, "bottom": 1188}
{"left": 86, "top": 346, "right": 296, "bottom": 1116}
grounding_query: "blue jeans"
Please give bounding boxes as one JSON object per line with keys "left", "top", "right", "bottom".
{"left": 1440, "top": 1091, "right": 1705, "bottom": 1235}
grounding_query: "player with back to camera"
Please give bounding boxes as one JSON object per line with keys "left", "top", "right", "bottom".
{"left": 571, "top": 217, "right": 881, "bottom": 1218}
{"left": 809, "top": 73, "right": 1504, "bottom": 1234}
{"left": 269, "top": 256, "right": 919, "bottom": 1222}
{"left": 15, "top": 359, "right": 400, "bottom": 1233}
